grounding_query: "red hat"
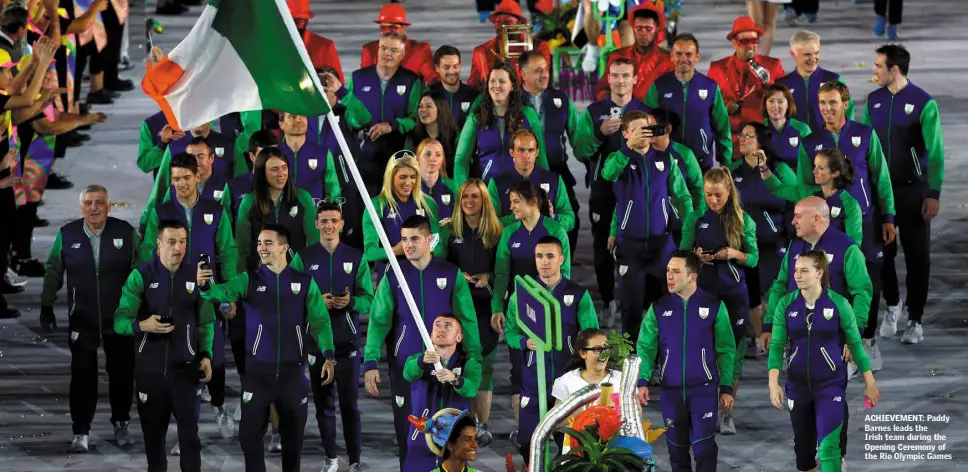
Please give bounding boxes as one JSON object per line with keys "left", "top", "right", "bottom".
{"left": 726, "top": 16, "right": 764, "bottom": 41}
{"left": 627, "top": 2, "right": 667, "bottom": 32}
{"left": 374, "top": 4, "right": 411, "bottom": 26}
{"left": 489, "top": 0, "right": 528, "bottom": 24}
{"left": 287, "top": 0, "right": 314, "bottom": 20}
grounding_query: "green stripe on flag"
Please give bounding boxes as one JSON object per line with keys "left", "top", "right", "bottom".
{"left": 209, "top": 0, "right": 331, "bottom": 117}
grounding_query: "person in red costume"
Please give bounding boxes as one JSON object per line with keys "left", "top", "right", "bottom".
{"left": 467, "top": 0, "right": 551, "bottom": 90}
{"left": 360, "top": 4, "right": 438, "bottom": 84}
{"left": 287, "top": 0, "right": 344, "bottom": 82}
{"left": 707, "top": 17, "right": 785, "bottom": 141}
{"left": 594, "top": 2, "right": 673, "bottom": 102}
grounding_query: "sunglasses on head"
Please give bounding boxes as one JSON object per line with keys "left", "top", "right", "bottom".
{"left": 391, "top": 150, "right": 417, "bottom": 161}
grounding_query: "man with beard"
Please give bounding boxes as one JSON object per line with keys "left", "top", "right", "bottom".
{"left": 776, "top": 30, "right": 854, "bottom": 134}
{"left": 594, "top": 2, "right": 673, "bottom": 102}
{"left": 429, "top": 46, "right": 480, "bottom": 129}
{"left": 360, "top": 3, "right": 437, "bottom": 84}
{"left": 467, "top": 0, "right": 551, "bottom": 90}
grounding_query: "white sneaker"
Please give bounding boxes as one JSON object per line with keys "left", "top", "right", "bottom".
{"left": 846, "top": 361, "right": 859, "bottom": 381}
{"left": 200, "top": 385, "right": 212, "bottom": 403}
{"left": 901, "top": 321, "right": 923, "bottom": 345}
{"left": 5, "top": 268, "right": 28, "bottom": 287}
{"left": 170, "top": 442, "right": 180, "bottom": 456}
{"left": 114, "top": 421, "right": 135, "bottom": 446}
{"left": 349, "top": 463, "right": 365, "bottom": 472}
{"left": 719, "top": 413, "right": 736, "bottom": 435}
{"left": 214, "top": 406, "right": 236, "bottom": 439}
{"left": 71, "top": 434, "right": 89, "bottom": 453}
{"left": 268, "top": 431, "right": 282, "bottom": 452}
{"left": 233, "top": 404, "right": 243, "bottom": 423}
{"left": 865, "top": 339, "right": 882, "bottom": 373}
{"left": 842, "top": 456, "right": 847, "bottom": 471}
{"left": 783, "top": 8, "right": 799, "bottom": 26}
{"left": 322, "top": 457, "right": 339, "bottom": 472}
{"left": 880, "top": 304, "right": 901, "bottom": 338}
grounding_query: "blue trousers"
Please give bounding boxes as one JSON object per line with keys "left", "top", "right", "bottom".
{"left": 787, "top": 384, "right": 848, "bottom": 471}
{"left": 310, "top": 350, "right": 362, "bottom": 465}
{"left": 659, "top": 384, "right": 719, "bottom": 472}
{"left": 238, "top": 367, "right": 309, "bottom": 472}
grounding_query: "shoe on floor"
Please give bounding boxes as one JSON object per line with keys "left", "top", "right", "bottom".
{"left": 476, "top": 422, "right": 493, "bottom": 448}
{"left": 745, "top": 338, "right": 759, "bottom": 359}
{"left": 802, "top": 13, "right": 818, "bottom": 23}
{"left": 86, "top": 89, "right": 114, "bottom": 105}
{"left": 874, "top": 15, "right": 886, "bottom": 36}
{"left": 348, "top": 463, "right": 365, "bottom": 472}
{"left": 268, "top": 431, "right": 282, "bottom": 452}
{"left": 214, "top": 406, "right": 235, "bottom": 439}
{"left": 48, "top": 172, "right": 75, "bottom": 189}
{"left": 0, "top": 307, "right": 21, "bottom": 318}
{"left": 719, "top": 413, "right": 736, "bottom": 435}
{"left": 200, "top": 385, "right": 211, "bottom": 402}
{"left": 119, "top": 56, "right": 133, "bottom": 71}
{"left": 509, "top": 429, "right": 520, "bottom": 448}
{"left": 887, "top": 25, "right": 900, "bottom": 41}
{"left": 901, "top": 321, "right": 923, "bottom": 344}
{"left": 31, "top": 217, "right": 49, "bottom": 228}
{"left": 71, "top": 434, "right": 90, "bottom": 452}
{"left": 865, "top": 338, "right": 883, "bottom": 373}
{"left": 5, "top": 268, "right": 28, "bottom": 287}
{"left": 784, "top": 8, "right": 798, "bottom": 26}
{"left": 114, "top": 421, "right": 135, "bottom": 446}
{"left": 15, "top": 258, "right": 46, "bottom": 278}
{"left": 322, "top": 457, "right": 339, "bottom": 472}
{"left": 847, "top": 360, "right": 859, "bottom": 380}
{"left": 105, "top": 78, "right": 134, "bottom": 92}
{"left": 880, "top": 303, "right": 901, "bottom": 337}
{"left": 171, "top": 442, "right": 180, "bottom": 455}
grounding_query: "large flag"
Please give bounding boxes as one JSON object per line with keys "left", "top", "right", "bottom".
{"left": 142, "top": 0, "right": 330, "bottom": 131}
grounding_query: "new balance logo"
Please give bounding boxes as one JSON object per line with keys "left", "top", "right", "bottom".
{"left": 71, "top": 243, "right": 81, "bottom": 249}
{"left": 703, "top": 412, "right": 713, "bottom": 419}
{"left": 512, "top": 243, "right": 521, "bottom": 248}
{"left": 699, "top": 223, "right": 709, "bottom": 229}
{"left": 833, "top": 396, "right": 843, "bottom": 402}
{"left": 789, "top": 311, "right": 798, "bottom": 318}
{"left": 310, "top": 264, "right": 319, "bottom": 270}
{"left": 662, "top": 311, "right": 673, "bottom": 317}
{"left": 149, "top": 283, "right": 159, "bottom": 289}
{"left": 664, "top": 93, "right": 673, "bottom": 98}
{"left": 256, "top": 286, "right": 267, "bottom": 292}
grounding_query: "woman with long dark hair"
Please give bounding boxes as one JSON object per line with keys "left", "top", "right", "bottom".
{"left": 453, "top": 63, "right": 548, "bottom": 183}
{"left": 408, "top": 91, "right": 460, "bottom": 177}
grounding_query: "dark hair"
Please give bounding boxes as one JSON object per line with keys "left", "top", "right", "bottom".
{"left": 260, "top": 223, "right": 291, "bottom": 245}
{"left": 760, "top": 83, "right": 798, "bottom": 119}
{"left": 647, "top": 108, "right": 673, "bottom": 133}
{"left": 433, "top": 45, "right": 461, "bottom": 65}
{"left": 816, "top": 148, "right": 855, "bottom": 190}
{"left": 158, "top": 219, "right": 187, "bottom": 238}
{"left": 476, "top": 62, "right": 524, "bottom": 132}
{"left": 632, "top": 8, "right": 660, "bottom": 24}
{"left": 738, "top": 121, "right": 780, "bottom": 169}
{"left": 441, "top": 415, "right": 478, "bottom": 460}
{"left": 252, "top": 146, "right": 298, "bottom": 216}
{"left": 187, "top": 136, "right": 211, "bottom": 153}
{"left": 316, "top": 65, "right": 340, "bottom": 77}
{"left": 1, "top": 5, "right": 28, "bottom": 35}
{"left": 818, "top": 81, "right": 851, "bottom": 104}
{"left": 169, "top": 152, "right": 199, "bottom": 175}
{"left": 248, "top": 130, "right": 279, "bottom": 156}
{"left": 509, "top": 180, "right": 551, "bottom": 217}
{"left": 534, "top": 235, "right": 563, "bottom": 254}
{"left": 799, "top": 250, "right": 831, "bottom": 288}
{"left": 672, "top": 33, "right": 700, "bottom": 52}
{"left": 608, "top": 57, "right": 635, "bottom": 72}
{"left": 401, "top": 214, "right": 432, "bottom": 235}
{"left": 876, "top": 44, "right": 910, "bottom": 76}
{"left": 433, "top": 313, "right": 463, "bottom": 335}
{"left": 315, "top": 201, "right": 342, "bottom": 217}
{"left": 519, "top": 50, "right": 547, "bottom": 70}
{"left": 564, "top": 328, "right": 609, "bottom": 372}
{"left": 670, "top": 249, "right": 701, "bottom": 275}
{"left": 413, "top": 90, "right": 458, "bottom": 164}
{"left": 620, "top": 109, "right": 650, "bottom": 132}
{"left": 510, "top": 129, "right": 537, "bottom": 149}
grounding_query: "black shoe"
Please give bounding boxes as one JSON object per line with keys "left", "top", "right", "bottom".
{"left": 1, "top": 281, "right": 24, "bottom": 294}
{"left": 0, "top": 307, "right": 21, "bottom": 319}
{"left": 105, "top": 89, "right": 121, "bottom": 98}
{"left": 74, "top": 131, "right": 91, "bottom": 142}
{"left": 76, "top": 124, "right": 92, "bottom": 131}
{"left": 86, "top": 90, "right": 114, "bottom": 105}
{"left": 105, "top": 79, "right": 134, "bottom": 92}
{"left": 62, "top": 133, "right": 85, "bottom": 148}
{"left": 15, "top": 258, "right": 46, "bottom": 278}
{"left": 120, "top": 57, "right": 134, "bottom": 71}
{"left": 47, "top": 172, "right": 74, "bottom": 190}
{"left": 155, "top": 3, "right": 186, "bottom": 15}
{"left": 31, "top": 218, "right": 49, "bottom": 228}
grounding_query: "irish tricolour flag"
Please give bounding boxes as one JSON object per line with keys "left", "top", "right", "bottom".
{"left": 142, "top": 0, "right": 329, "bottom": 131}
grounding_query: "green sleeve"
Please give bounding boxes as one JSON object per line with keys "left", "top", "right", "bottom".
{"left": 340, "top": 89, "right": 373, "bottom": 130}
{"left": 552, "top": 176, "right": 575, "bottom": 232}
{"left": 796, "top": 144, "right": 815, "bottom": 186}
{"left": 601, "top": 150, "right": 628, "bottom": 182}
{"left": 841, "top": 192, "right": 864, "bottom": 246}
{"left": 644, "top": 83, "right": 659, "bottom": 108}
{"left": 216, "top": 209, "right": 239, "bottom": 278}
{"left": 635, "top": 306, "right": 659, "bottom": 381}
{"left": 403, "top": 352, "right": 428, "bottom": 382}
{"left": 609, "top": 209, "right": 617, "bottom": 238}
{"left": 139, "top": 209, "right": 160, "bottom": 265}
{"left": 487, "top": 179, "right": 508, "bottom": 223}
{"left": 546, "top": 219, "right": 571, "bottom": 279}
{"left": 920, "top": 99, "right": 945, "bottom": 198}
{"left": 844, "top": 245, "right": 873, "bottom": 330}
{"left": 763, "top": 172, "right": 813, "bottom": 203}
{"left": 861, "top": 101, "right": 872, "bottom": 127}
{"left": 572, "top": 109, "right": 601, "bottom": 163}
{"left": 565, "top": 97, "right": 582, "bottom": 148}
{"left": 136, "top": 122, "right": 166, "bottom": 173}
{"left": 723, "top": 154, "right": 743, "bottom": 171}
{"left": 232, "top": 148, "right": 249, "bottom": 177}
{"left": 297, "top": 190, "right": 319, "bottom": 246}
{"left": 453, "top": 118, "right": 479, "bottom": 184}
{"left": 525, "top": 108, "right": 550, "bottom": 171}
{"left": 790, "top": 119, "right": 812, "bottom": 139}
{"left": 437, "top": 223, "right": 452, "bottom": 259}
{"left": 764, "top": 248, "right": 792, "bottom": 331}
{"left": 220, "top": 182, "right": 232, "bottom": 224}
{"left": 324, "top": 150, "right": 341, "bottom": 201}
{"left": 114, "top": 269, "right": 144, "bottom": 336}
{"left": 196, "top": 301, "right": 215, "bottom": 356}
{"left": 454, "top": 353, "right": 483, "bottom": 399}
{"left": 711, "top": 87, "right": 734, "bottom": 160}
{"left": 233, "top": 110, "right": 264, "bottom": 160}
{"left": 504, "top": 289, "right": 525, "bottom": 350}
{"left": 667, "top": 157, "right": 693, "bottom": 220}
{"left": 392, "top": 79, "right": 422, "bottom": 135}
{"left": 306, "top": 279, "right": 335, "bottom": 356}
{"left": 40, "top": 230, "right": 65, "bottom": 307}
{"left": 867, "top": 130, "right": 896, "bottom": 219}
{"left": 774, "top": 162, "right": 798, "bottom": 185}
{"left": 349, "top": 254, "right": 375, "bottom": 314}
{"left": 199, "top": 272, "right": 250, "bottom": 302}
{"left": 142, "top": 149, "right": 173, "bottom": 228}
{"left": 491, "top": 227, "right": 513, "bottom": 313}
{"left": 290, "top": 253, "right": 305, "bottom": 272}
{"left": 235, "top": 195, "right": 255, "bottom": 274}
{"left": 740, "top": 212, "right": 758, "bottom": 268}
{"left": 362, "top": 198, "right": 388, "bottom": 263}
{"left": 130, "top": 229, "right": 142, "bottom": 269}
{"left": 832, "top": 291, "right": 871, "bottom": 372}
{"left": 452, "top": 272, "right": 482, "bottom": 360}
{"left": 576, "top": 291, "right": 599, "bottom": 330}
{"left": 673, "top": 143, "right": 704, "bottom": 211}
{"left": 363, "top": 277, "right": 396, "bottom": 367}
{"left": 713, "top": 302, "right": 737, "bottom": 389}
{"left": 678, "top": 209, "right": 699, "bottom": 250}
{"left": 838, "top": 76, "right": 856, "bottom": 121}
{"left": 767, "top": 292, "right": 793, "bottom": 371}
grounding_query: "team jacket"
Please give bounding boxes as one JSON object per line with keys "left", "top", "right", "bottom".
{"left": 291, "top": 243, "right": 374, "bottom": 355}
{"left": 347, "top": 66, "right": 422, "bottom": 179}
{"left": 303, "top": 30, "right": 344, "bottom": 82}
{"left": 646, "top": 71, "right": 733, "bottom": 170}
{"left": 466, "top": 37, "right": 552, "bottom": 90}
{"left": 362, "top": 195, "right": 441, "bottom": 266}
{"left": 428, "top": 81, "right": 480, "bottom": 129}
{"left": 404, "top": 346, "right": 482, "bottom": 436}
{"left": 707, "top": 54, "right": 785, "bottom": 132}
{"left": 680, "top": 207, "right": 759, "bottom": 297}
{"left": 732, "top": 162, "right": 795, "bottom": 248}
{"left": 363, "top": 257, "right": 481, "bottom": 370}
{"left": 775, "top": 68, "right": 855, "bottom": 134}
{"left": 114, "top": 258, "right": 215, "bottom": 374}
{"left": 438, "top": 222, "right": 498, "bottom": 303}
{"left": 422, "top": 177, "right": 459, "bottom": 222}
{"left": 636, "top": 289, "right": 736, "bottom": 395}
{"left": 453, "top": 106, "right": 549, "bottom": 184}
{"left": 492, "top": 217, "right": 572, "bottom": 313}
{"left": 140, "top": 197, "right": 238, "bottom": 282}
{"left": 135, "top": 111, "right": 169, "bottom": 174}
{"left": 307, "top": 87, "right": 372, "bottom": 145}
{"left": 764, "top": 228, "right": 873, "bottom": 333}
{"left": 361, "top": 38, "right": 437, "bottom": 84}
{"left": 200, "top": 266, "right": 335, "bottom": 376}
{"left": 594, "top": 45, "right": 674, "bottom": 102}
{"left": 505, "top": 277, "right": 599, "bottom": 398}
{"left": 487, "top": 167, "right": 575, "bottom": 232}
{"left": 236, "top": 189, "right": 318, "bottom": 272}
{"left": 862, "top": 81, "right": 945, "bottom": 199}
{"left": 602, "top": 147, "right": 692, "bottom": 243}
{"left": 42, "top": 218, "right": 140, "bottom": 342}
{"left": 279, "top": 138, "right": 341, "bottom": 202}
{"left": 521, "top": 87, "right": 581, "bottom": 168}
{"left": 139, "top": 172, "right": 231, "bottom": 235}
{"left": 763, "top": 174, "right": 863, "bottom": 245}
{"left": 221, "top": 172, "right": 254, "bottom": 229}
{"left": 768, "top": 289, "right": 872, "bottom": 394}
{"left": 764, "top": 118, "right": 812, "bottom": 169}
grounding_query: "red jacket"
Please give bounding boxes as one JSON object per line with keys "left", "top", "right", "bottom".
{"left": 594, "top": 45, "right": 674, "bottom": 102}
{"left": 361, "top": 38, "right": 438, "bottom": 85}
{"left": 707, "top": 54, "right": 785, "bottom": 132}
{"left": 303, "top": 30, "right": 344, "bottom": 82}
{"left": 467, "top": 37, "right": 552, "bottom": 90}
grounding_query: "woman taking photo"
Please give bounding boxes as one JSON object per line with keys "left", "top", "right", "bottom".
{"left": 439, "top": 178, "right": 503, "bottom": 447}
{"left": 408, "top": 91, "right": 460, "bottom": 177}
{"left": 236, "top": 147, "right": 317, "bottom": 272}
{"left": 418, "top": 138, "right": 459, "bottom": 223}
{"left": 453, "top": 63, "right": 548, "bottom": 183}
{"left": 680, "top": 167, "right": 759, "bottom": 436}
{"left": 761, "top": 84, "right": 811, "bottom": 170}
{"left": 768, "top": 250, "right": 880, "bottom": 472}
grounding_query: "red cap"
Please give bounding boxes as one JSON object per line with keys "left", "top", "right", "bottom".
{"left": 489, "top": 0, "right": 528, "bottom": 24}
{"left": 627, "top": 2, "right": 667, "bottom": 31}
{"left": 727, "top": 16, "right": 764, "bottom": 41}
{"left": 287, "top": 0, "right": 314, "bottom": 19}
{"left": 374, "top": 4, "right": 411, "bottom": 26}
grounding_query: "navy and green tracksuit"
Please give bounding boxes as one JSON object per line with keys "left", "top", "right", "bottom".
{"left": 114, "top": 258, "right": 215, "bottom": 472}
{"left": 453, "top": 106, "right": 549, "bottom": 184}
{"left": 572, "top": 96, "right": 650, "bottom": 306}
{"left": 42, "top": 218, "right": 140, "bottom": 436}
{"left": 199, "top": 266, "right": 334, "bottom": 472}
{"left": 646, "top": 71, "right": 734, "bottom": 171}
{"left": 764, "top": 118, "right": 812, "bottom": 170}
{"left": 422, "top": 177, "right": 459, "bottom": 222}
{"left": 762, "top": 173, "right": 863, "bottom": 246}
{"left": 603, "top": 146, "right": 692, "bottom": 343}
{"left": 768, "top": 289, "right": 871, "bottom": 472}
{"left": 139, "top": 174, "right": 231, "bottom": 235}
{"left": 291, "top": 243, "right": 373, "bottom": 465}
{"left": 361, "top": 195, "right": 441, "bottom": 276}
{"left": 136, "top": 111, "right": 170, "bottom": 176}
{"left": 221, "top": 172, "right": 253, "bottom": 229}
{"left": 235, "top": 189, "right": 318, "bottom": 273}
{"left": 439, "top": 222, "right": 500, "bottom": 358}
{"left": 665, "top": 141, "right": 705, "bottom": 242}
{"left": 402, "top": 346, "right": 482, "bottom": 471}
{"left": 363, "top": 257, "right": 480, "bottom": 464}
{"left": 776, "top": 69, "right": 855, "bottom": 134}
{"left": 279, "top": 138, "right": 341, "bottom": 202}
{"left": 487, "top": 166, "right": 575, "bottom": 232}
{"left": 863, "top": 82, "right": 945, "bottom": 324}
{"left": 305, "top": 86, "right": 372, "bottom": 146}
{"left": 429, "top": 81, "right": 480, "bottom": 129}
{"left": 637, "top": 290, "right": 736, "bottom": 472}
{"left": 505, "top": 277, "right": 598, "bottom": 462}
{"left": 316, "top": 100, "right": 368, "bottom": 249}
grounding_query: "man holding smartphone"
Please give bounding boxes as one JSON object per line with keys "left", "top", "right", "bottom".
{"left": 290, "top": 202, "right": 374, "bottom": 472}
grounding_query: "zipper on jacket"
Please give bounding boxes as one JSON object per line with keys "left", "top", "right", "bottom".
{"left": 620, "top": 201, "right": 633, "bottom": 230}
{"left": 680, "top": 89, "right": 688, "bottom": 143}
{"left": 276, "top": 275, "right": 281, "bottom": 380}
{"left": 95, "top": 261, "right": 103, "bottom": 343}
{"left": 186, "top": 325, "right": 196, "bottom": 356}
{"left": 820, "top": 346, "right": 837, "bottom": 372}
{"left": 394, "top": 325, "right": 407, "bottom": 357}
{"left": 681, "top": 298, "right": 687, "bottom": 399}
{"left": 860, "top": 178, "right": 871, "bottom": 208}
{"left": 164, "top": 273, "right": 173, "bottom": 378}
{"left": 763, "top": 211, "right": 779, "bottom": 233}
{"left": 911, "top": 148, "right": 923, "bottom": 176}
{"left": 887, "top": 95, "right": 895, "bottom": 165}
{"left": 806, "top": 318, "right": 812, "bottom": 388}
{"left": 701, "top": 348, "right": 713, "bottom": 381}
{"left": 252, "top": 324, "right": 263, "bottom": 355}
{"left": 645, "top": 160, "right": 652, "bottom": 237}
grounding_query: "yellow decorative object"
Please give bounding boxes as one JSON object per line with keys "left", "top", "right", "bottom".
{"left": 642, "top": 419, "right": 668, "bottom": 444}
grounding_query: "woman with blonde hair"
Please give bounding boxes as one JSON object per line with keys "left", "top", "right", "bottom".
{"left": 362, "top": 151, "right": 441, "bottom": 275}
{"left": 439, "top": 178, "right": 503, "bottom": 446}
{"left": 417, "top": 138, "right": 459, "bottom": 223}
{"left": 680, "top": 166, "right": 759, "bottom": 436}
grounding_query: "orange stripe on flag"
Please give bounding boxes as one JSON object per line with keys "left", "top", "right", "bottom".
{"left": 141, "top": 57, "right": 186, "bottom": 131}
